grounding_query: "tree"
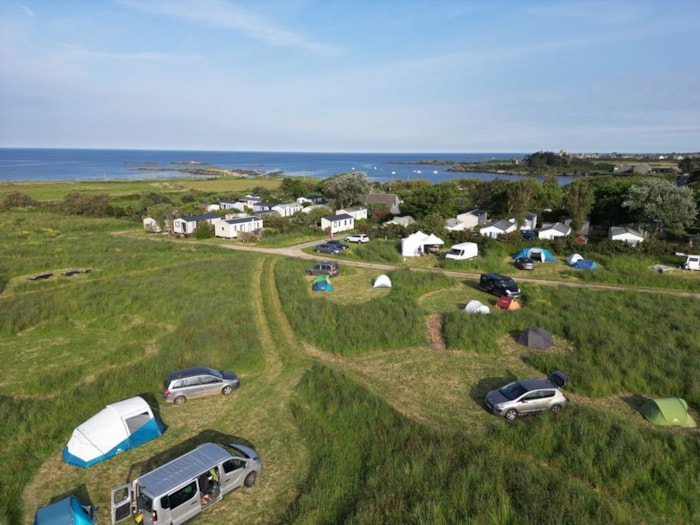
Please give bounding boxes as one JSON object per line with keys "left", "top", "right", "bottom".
{"left": 507, "top": 179, "right": 538, "bottom": 227}
{"left": 564, "top": 180, "right": 595, "bottom": 234}
{"left": 322, "top": 172, "right": 370, "bottom": 209}
{"left": 400, "top": 182, "right": 459, "bottom": 220}
{"left": 622, "top": 178, "right": 698, "bottom": 237}
{"left": 280, "top": 177, "right": 308, "bottom": 200}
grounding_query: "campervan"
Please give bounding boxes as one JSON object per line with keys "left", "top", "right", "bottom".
{"left": 110, "top": 442, "right": 262, "bottom": 525}
{"left": 445, "top": 242, "right": 478, "bottom": 261}
{"left": 681, "top": 254, "right": 700, "bottom": 271}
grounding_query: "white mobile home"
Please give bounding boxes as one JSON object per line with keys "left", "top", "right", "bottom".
{"left": 215, "top": 216, "right": 263, "bottom": 239}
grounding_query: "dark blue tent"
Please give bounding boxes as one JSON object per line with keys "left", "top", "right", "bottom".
{"left": 572, "top": 259, "right": 597, "bottom": 270}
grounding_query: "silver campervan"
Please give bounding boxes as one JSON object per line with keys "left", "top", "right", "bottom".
{"left": 110, "top": 442, "right": 262, "bottom": 525}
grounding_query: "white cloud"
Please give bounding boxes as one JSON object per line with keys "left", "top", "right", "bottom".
{"left": 118, "top": 0, "right": 344, "bottom": 56}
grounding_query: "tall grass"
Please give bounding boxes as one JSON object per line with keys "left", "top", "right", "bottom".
{"left": 442, "top": 285, "right": 700, "bottom": 404}
{"left": 285, "top": 366, "right": 644, "bottom": 524}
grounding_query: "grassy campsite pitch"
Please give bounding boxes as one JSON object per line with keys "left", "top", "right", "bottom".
{"left": 1, "top": 209, "right": 700, "bottom": 525}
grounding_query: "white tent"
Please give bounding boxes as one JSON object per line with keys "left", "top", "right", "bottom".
{"left": 566, "top": 253, "right": 583, "bottom": 266}
{"left": 463, "top": 300, "right": 490, "bottom": 314}
{"left": 401, "top": 231, "right": 428, "bottom": 256}
{"left": 142, "top": 217, "right": 161, "bottom": 233}
{"left": 63, "top": 396, "right": 165, "bottom": 468}
{"left": 423, "top": 233, "right": 444, "bottom": 246}
{"left": 373, "top": 274, "right": 392, "bottom": 288}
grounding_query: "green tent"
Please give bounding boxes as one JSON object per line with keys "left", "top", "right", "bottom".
{"left": 639, "top": 398, "right": 697, "bottom": 428}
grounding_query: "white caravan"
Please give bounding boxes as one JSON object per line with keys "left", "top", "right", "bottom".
{"left": 681, "top": 254, "right": 700, "bottom": 270}
{"left": 445, "top": 242, "right": 479, "bottom": 261}
{"left": 110, "top": 442, "right": 262, "bottom": 525}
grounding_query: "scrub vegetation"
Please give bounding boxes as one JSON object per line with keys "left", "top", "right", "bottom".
{"left": 1, "top": 203, "right": 699, "bottom": 524}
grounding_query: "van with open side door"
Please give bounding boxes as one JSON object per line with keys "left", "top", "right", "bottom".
{"left": 110, "top": 442, "right": 262, "bottom": 525}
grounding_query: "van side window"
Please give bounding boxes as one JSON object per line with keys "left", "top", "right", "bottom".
{"left": 167, "top": 481, "right": 197, "bottom": 509}
{"left": 223, "top": 458, "right": 246, "bottom": 473}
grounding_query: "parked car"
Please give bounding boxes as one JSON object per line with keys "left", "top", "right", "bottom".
{"left": 479, "top": 273, "right": 522, "bottom": 298}
{"left": 163, "top": 367, "right": 240, "bottom": 405}
{"left": 315, "top": 243, "right": 343, "bottom": 255}
{"left": 306, "top": 261, "right": 339, "bottom": 277}
{"left": 485, "top": 371, "right": 570, "bottom": 420}
{"left": 346, "top": 233, "right": 370, "bottom": 243}
{"left": 325, "top": 239, "right": 349, "bottom": 251}
{"left": 514, "top": 257, "right": 535, "bottom": 270}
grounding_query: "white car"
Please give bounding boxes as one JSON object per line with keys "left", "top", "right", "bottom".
{"left": 346, "top": 233, "right": 370, "bottom": 243}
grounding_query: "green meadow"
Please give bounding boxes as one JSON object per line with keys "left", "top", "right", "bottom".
{"left": 1, "top": 209, "right": 699, "bottom": 525}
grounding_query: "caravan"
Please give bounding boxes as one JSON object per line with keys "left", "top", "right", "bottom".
{"left": 680, "top": 254, "right": 700, "bottom": 270}
{"left": 445, "top": 242, "right": 478, "bottom": 261}
{"left": 111, "top": 442, "right": 262, "bottom": 525}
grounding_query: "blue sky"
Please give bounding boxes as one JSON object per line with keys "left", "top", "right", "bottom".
{"left": 1, "top": 0, "right": 698, "bottom": 153}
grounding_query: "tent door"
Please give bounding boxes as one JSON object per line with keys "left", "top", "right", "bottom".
{"left": 111, "top": 484, "right": 133, "bottom": 524}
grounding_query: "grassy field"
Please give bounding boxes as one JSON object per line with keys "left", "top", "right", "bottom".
{"left": 1, "top": 209, "right": 699, "bottom": 525}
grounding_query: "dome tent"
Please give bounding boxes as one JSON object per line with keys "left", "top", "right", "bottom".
{"left": 513, "top": 247, "right": 556, "bottom": 263}
{"left": 33, "top": 495, "right": 97, "bottom": 525}
{"left": 462, "top": 300, "right": 490, "bottom": 314}
{"left": 63, "top": 396, "right": 165, "bottom": 468}
{"left": 517, "top": 328, "right": 554, "bottom": 349}
{"left": 639, "top": 398, "right": 696, "bottom": 427}
{"left": 312, "top": 275, "right": 333, "bottom": 291}
{"left": 373, "top": 274, "right": 392, "bottom": 288}
{"left": 566, "top": 253, "right": 583, "bottom": 265}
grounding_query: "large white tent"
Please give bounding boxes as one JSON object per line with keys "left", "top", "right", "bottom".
{"left": 463, "top": 300, "right": 490, "bottom": 314}
{"left": 63, "top": 396, "right": 165, "bottom": 468}
{"left": 400, "top": 231, "right": 444, "bottom": 257}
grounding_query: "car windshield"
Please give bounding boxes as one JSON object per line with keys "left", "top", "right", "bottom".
{"left": 447, "top": 249, "right": 460, "bottom": 255}
{"left": 205, "top": 368, "right": 223, "bottom": 379}
{"left": 499, "top": 381, "right": 527, "bottom": 400}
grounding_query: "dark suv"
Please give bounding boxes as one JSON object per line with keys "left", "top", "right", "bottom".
{"left": 479, "top": 273, "right": 521, "bottom": 298}
{"left": 306, "top": 261, "right": 339, "bottom": 277}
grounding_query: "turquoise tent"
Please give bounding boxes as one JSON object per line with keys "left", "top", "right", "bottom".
{"left": 34, "top": 496, "right": 97, "bottom": 525}
{"left": 513, "top": 247, "right": 556, "bottom": 262}
{"left": 312, "top": 277, "right": 333, "bottom": 291}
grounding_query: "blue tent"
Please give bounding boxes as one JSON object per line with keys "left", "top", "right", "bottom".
{"left": 312, "top": 279, "right": 333, "bottom": 291}
{"left": 63, "top": 396, "right": 165, "bottom": 468}
{"left": 513, "top": 247, "right": 556, "bottom": 262}
{"left": 572, "top": 259, "right": 597, "bottom": 270}
{"left": 34, "top": 496, "right": 96, "bottom": 525}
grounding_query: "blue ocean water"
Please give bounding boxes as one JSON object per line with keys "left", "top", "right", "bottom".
{"left": 0, "top": 148, "right": 526, "bottom": 184}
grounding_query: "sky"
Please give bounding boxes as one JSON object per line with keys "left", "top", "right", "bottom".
{"left": 1, "top": 0, "right": 699, "bottom": 153}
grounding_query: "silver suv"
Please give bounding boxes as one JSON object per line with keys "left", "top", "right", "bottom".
{"left": 163, "top": 367, "right": 240, "bottom": 405}
{"left": 485, "top": 371, "right": 570, "bottom": 420}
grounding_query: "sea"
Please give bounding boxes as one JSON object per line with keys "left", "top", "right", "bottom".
{"left": 0, "top": 148, "right": 532, "bottom": 184}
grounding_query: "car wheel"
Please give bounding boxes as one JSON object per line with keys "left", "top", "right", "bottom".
{"left": 504, "top": 409, "right": 518, "bottom": 421}
{"left": 244, "top": 472, "right": 257, "bottom": 487}
{"left": 550, "top": 404, "right": 562, "bottom": 414}
{"left": 174, "top": 396, "right": 186, "bottom": 406}
{"left": 222, "top": 386, "right": 233, "bottom": 396}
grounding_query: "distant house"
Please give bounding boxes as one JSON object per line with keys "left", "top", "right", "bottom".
{"left": 446, "top": 209, "right": 488, "bottom": 231}
{"left": 215, "top": 216, "right": 263, "bottom": 239}
{"left": 220, "top": 200, "right": 243, "bottom": 211}
{"left": 609, "top": 225, "right": 645, "bottom": 246}
{"left": 384, "top": 215, "right": 415, "bottom": 228}
{"left": 538, "top": 222, "right": 571, "bottom": 240}
{"left": 480, "top": 220, "right": 517, "bottom": 239}
{"left": 337, "top": 206, "right": 368, "bottom": 221}
{"left": 271, "top": 202, "right": 303, "bottom": 217}
{"left": 520, "top": 212, "right": 538, "bottom": 231}
{"left": 205, "top": 203, "right": 221, "bottom": 212}
{"left": 300, "top": 204, "right": 332, "bottom": 215}
{"left": 172, "top": 213, "right": 222, "bottom": 235}
{"left": 365, "top": 193, "right": 401, "bottom": 215}
{"left": 321, "top": 213, "right": 355, "bottom": 234}
{"left": 220, "top": 194, "right": 267, "bottom": 213}
{"left": 297, "top": 195, "right": 326, "bottom": 205}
